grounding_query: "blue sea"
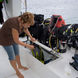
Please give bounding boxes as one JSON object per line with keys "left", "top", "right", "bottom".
{"left": 27, "top": 0, "right": 78, "bottom": 24}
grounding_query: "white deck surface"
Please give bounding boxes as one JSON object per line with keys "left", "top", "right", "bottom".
{"left": 0, "top": 46, "right": 40, "bottom": 78}
{"left": 0, "top": 43, "right": 78, "bottom": 78}
{"left": 46, "top": 48, "right": 78, "bottom": 78}
{"left": 0, "top": 45, "right": 59, "bottom": 78}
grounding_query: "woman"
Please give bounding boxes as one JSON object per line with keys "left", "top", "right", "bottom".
{"left": 0, "top": 12, "right": 36, "bottom": 78}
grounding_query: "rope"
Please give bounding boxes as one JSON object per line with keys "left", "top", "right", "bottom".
{"left": 3, "top": 0, "right": 9, "bottom": 18}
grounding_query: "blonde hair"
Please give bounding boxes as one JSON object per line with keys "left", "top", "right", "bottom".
{"left": 20, "top": 12, "right": 34, "bottom": 25}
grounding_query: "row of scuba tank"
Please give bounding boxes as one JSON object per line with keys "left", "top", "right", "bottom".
{"left": 19, "top": 14, "right": 78, "bottom": 50}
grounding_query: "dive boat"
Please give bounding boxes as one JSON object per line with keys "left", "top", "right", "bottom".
{"left": 0, "top": 0, "right": 78, "bottom": 78}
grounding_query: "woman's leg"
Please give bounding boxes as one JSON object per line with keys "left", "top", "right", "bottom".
{"left": 13, "top": 43, "right": 28, "bottom": 70}
{"left": 10, "top": 60, "right": 24, "bottom": 78}
{"left": 3, "top": 45, "right": 24, "bottom": 78}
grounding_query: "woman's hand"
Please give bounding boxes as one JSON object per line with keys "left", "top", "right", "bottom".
{"left": 29, "top": 45, "right": 35, "bottom": 49}
{"left": 30, "top": 37, "right": 36, "bottom": 42}
{"left": 24, "top": 28, "right": 36, "bottom": 42}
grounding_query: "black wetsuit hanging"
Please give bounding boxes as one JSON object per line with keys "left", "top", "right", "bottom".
{"left": 0, "top": 2, "right": 4, "bottom": 24}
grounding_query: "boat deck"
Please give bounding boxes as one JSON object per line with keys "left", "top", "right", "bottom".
{"left": 0, "top": 44, "right": 78, "bottom": 78}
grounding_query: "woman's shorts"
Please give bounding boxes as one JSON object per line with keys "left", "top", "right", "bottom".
{"left": 3, "top": 43, "right": 19, "bottom": 60}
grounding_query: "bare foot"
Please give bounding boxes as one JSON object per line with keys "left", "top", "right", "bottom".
{"left": 16, "top": 71, "right": 24, "bottom": 78}
{"left": 18, "top": 66, "right": 28, "bottom": 70}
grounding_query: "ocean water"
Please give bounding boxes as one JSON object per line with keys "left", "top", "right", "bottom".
{"left": 27, "top": 0, "right": 78, "bottom": 24}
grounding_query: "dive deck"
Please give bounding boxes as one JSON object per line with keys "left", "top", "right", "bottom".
{"left": 0, "top": 42, "right": 78, "bottom": 78}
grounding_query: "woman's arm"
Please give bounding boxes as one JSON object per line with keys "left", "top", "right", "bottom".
{"left": 12, "top": 28, "right": 34, "bottom": 49}
{"left": 24, "top": 28, "right": 36, "bottom": 41}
